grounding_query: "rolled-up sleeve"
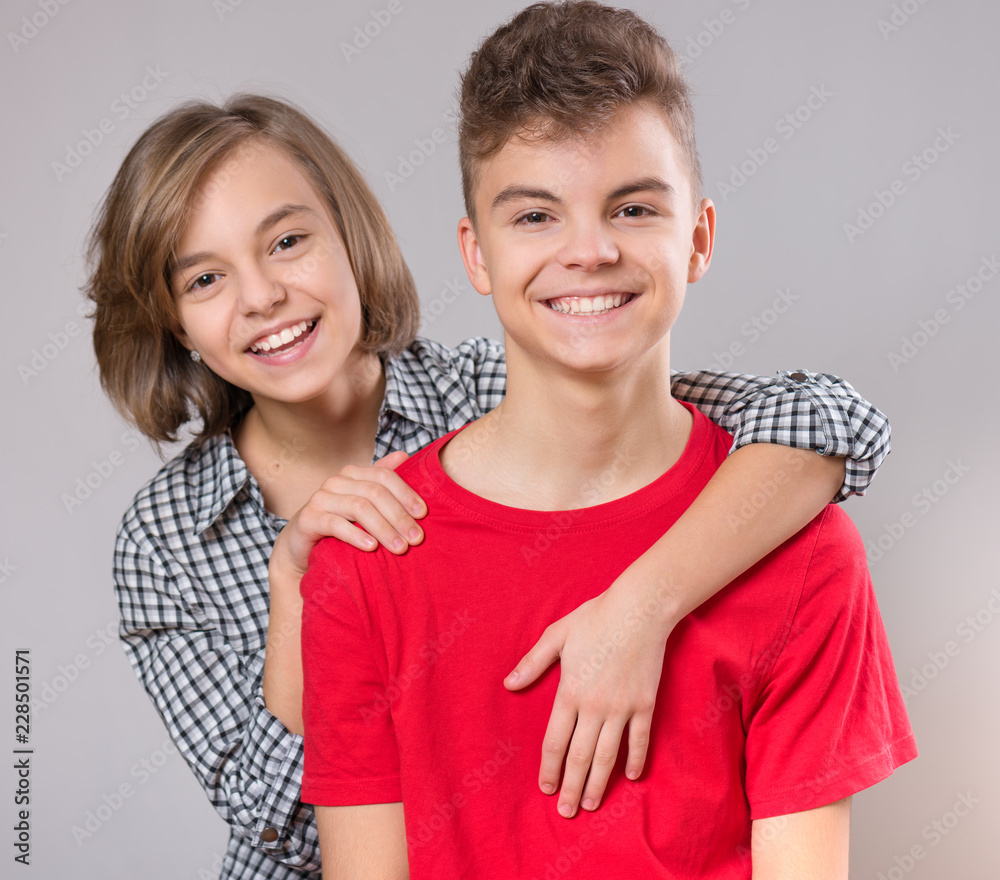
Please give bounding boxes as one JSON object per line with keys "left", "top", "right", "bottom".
{"left": 670, "top": 369, "right": 890, "bottom": 501}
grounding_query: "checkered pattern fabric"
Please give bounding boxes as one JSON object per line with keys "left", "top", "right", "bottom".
{"left": 113, "top": 337, "right": 889, "bottom": 879}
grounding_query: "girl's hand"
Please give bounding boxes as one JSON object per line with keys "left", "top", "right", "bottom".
{"left": 505, "top": 574, "right": 676, "bottom": 818}
{"left": 264, "top": 451, "right": 426, "bottom": 734}
{"left": 271, "top": 451, "right": 427, "bottom": 579}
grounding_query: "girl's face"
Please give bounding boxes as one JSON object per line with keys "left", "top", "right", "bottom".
{"left": 171, "top": 142, "right": 368, "bottom": 409}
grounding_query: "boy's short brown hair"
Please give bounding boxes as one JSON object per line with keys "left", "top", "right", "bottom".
{"left": 86, "top": 94, "right": 419, "bottom": 446}
{"left": 459, "top": 1, "right": 701, "bottom": 222}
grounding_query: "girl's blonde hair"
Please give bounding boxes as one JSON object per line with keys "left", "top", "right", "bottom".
{"left": 86, "top": 94, "right": 419, "bottom": 444}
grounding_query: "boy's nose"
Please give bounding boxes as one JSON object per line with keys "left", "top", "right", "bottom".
{"left": 558, "top": 220, "right": 620, "bottom": 271}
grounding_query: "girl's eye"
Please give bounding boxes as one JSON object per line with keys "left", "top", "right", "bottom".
{"left": 273, "top": 234, "right": 303, "bottom": 253}
{"left": 188, "top": 273, "right": 220, "bottom": 292}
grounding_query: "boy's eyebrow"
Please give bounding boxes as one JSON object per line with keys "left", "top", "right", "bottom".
{"left": 170, "top": 204, "right": 316, "bottom": 277}
{"left": 489, "top": 179, "right": 676, "bottom": 214}
{"left": 491, "top": 186, "right": 561, "bottom": 212}
{"left": 607, "top": 177, "right": 677, "bottom": 201}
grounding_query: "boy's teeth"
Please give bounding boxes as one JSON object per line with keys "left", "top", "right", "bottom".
{"left": 251, "top": 320, "right": 313, "bottom": 353}
{"left": 548, "top": 294, "right": 627, "bottom": 315}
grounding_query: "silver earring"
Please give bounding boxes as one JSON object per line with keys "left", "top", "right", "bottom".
{"left": 190, "top": 350, "right": 202, "bottom": 363}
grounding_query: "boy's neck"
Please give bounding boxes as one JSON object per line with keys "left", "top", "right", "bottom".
{"left": 440, "top": 342, "right": 691, "bottom": 510}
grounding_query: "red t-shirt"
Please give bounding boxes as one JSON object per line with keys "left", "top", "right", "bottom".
{"left": 301, "top": 406, "right": 916, "bottom": 878}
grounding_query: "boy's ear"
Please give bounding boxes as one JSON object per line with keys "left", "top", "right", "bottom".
{"left": 457, "top": 217, "right": 493, "bottom": 297}
{"left": 688, "top": 198, "right": 716, "bottom": 283}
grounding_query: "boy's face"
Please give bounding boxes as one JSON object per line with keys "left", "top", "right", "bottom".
{"left": 458, "top": 101, "right": 714, "bottom": 377}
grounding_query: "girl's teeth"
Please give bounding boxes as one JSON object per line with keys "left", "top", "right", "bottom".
{"left": 251, "top": 320, "right": 313, "bottom": 353}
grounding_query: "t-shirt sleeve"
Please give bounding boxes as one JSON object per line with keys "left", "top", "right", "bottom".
{"left": 744, "top": 506, "right": 917, "bottom": 819}
{"left": 300, "top": 541, "right": 402, "bottom": 807}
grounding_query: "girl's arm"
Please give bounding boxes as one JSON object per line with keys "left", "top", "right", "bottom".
{"left": 508, "top": 368, "right": 890, "bottom": 817}
{"left": 267, "top": 365, "right": 890, "bottom": 820}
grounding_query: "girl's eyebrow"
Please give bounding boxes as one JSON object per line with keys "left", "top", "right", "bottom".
{"left": 170, "top": 204, "right": 316, "bottom": 277}
{"left": 254, "top": 203, "right": 315, "bottom": 236}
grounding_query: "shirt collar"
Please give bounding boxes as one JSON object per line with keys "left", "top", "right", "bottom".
{"left": 190, "top": 347, "right": 449, "bottom": 535}
{"left": 379, "top": 348, "right": 453, "bottom": 433}
{"left": 192, "top": 432, "right": 254, "bottom": 535}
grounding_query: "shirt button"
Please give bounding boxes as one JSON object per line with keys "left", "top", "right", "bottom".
{"left": 789, "top": 371, "right": 807, "bottom": 381}
{"left": 260, "top": 828, "right": 279, "bottom": 843}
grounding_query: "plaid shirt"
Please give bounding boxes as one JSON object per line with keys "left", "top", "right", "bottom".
{"left": 114, "top": 336, "right": 890, "bottom": 880}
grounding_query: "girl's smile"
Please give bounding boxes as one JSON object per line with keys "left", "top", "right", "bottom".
{"left": 171, "top": 143, "right": 372, "bottom": 409}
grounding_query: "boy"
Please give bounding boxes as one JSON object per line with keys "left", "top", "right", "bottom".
{"left": 299, "top": 2, "right": 916, "bottom": 877}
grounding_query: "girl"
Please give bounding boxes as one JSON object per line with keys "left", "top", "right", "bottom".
{"left": 87, "top": 94, "right": 887, "bottom": 880}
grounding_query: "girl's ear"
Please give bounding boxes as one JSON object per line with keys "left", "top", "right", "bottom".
{"left": 457, "top": 217, "right": 493, "bottom": 297}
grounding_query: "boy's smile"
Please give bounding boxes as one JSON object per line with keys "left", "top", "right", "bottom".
{"left": 458, "top": 100, "right": 714, "bottom": 378}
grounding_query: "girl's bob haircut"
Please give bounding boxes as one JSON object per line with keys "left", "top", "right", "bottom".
{"left": 86, "top": 93, "right": 419, "bottom": 445}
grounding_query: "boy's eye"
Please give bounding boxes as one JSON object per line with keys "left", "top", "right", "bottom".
{"left": 273, "top": 234, "right": 303, "bottom": 252}
{"left": 616, "top": 205, "right": 650, "bottom": 218}
{"left": 516, "top": 211, "right": 551, "bottom": 226}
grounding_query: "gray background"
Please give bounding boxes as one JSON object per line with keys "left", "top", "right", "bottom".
{"left": 1, "top": 0, "right": 997, "bottom": 876}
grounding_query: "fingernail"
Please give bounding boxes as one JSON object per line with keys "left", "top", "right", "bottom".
{"left": 409, "top": 504, "right": 425, "bottom": 516}
{"left": 626, "top": 769, "right": 639, "bottom": 780}
{"left": 392, "top": 538, "right": 406, "bottom": 553}
{"left": 362, "top": 536, "right": 377, "bottom": 549}
{"left": 558, "top": 803, "right": 574, "bottom": 818}
{"left": 582, "top": 798, "right": 596, "bottom": 811}
{"left": 540, "top": 782, "right": 555, "bottom": 795}
{"left": 506, "top": 671, "right": 520, "bottom": 685}
{"left": 408, "top": 528, "right": 422, "bottom": 542}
